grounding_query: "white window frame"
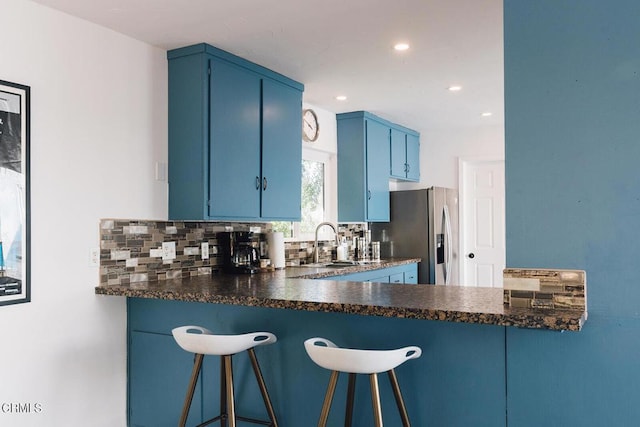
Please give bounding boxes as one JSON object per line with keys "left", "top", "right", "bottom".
{"left": 283, "top": 146, "right": 337, "bottom": 242}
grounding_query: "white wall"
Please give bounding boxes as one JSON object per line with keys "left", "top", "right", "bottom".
{"left": 394, "top": 124, "right": 504, "bottom": 190}
{"left": 0, "top": 1, "right": 501, "bottom": 422}
{"left": 301, "top": 102, "right": 338, "bottom": 226}
{"left": 302, "top": 104, "right": 504, "bottom": 214}
{"left": 301, "top": 102, "right": 337, "bottom": 155}
{"left": 0, "top": 1, "right": 167, "bottom": 425}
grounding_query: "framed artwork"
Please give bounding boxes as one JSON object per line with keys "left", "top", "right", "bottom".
{"left": 0, "top": 79, "right": 30, "bottom": 306}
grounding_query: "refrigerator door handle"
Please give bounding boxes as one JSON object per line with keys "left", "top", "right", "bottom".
{"left": 443, "top": 204, "right": 453, "bottom": 285}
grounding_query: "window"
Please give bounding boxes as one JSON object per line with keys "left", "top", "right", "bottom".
{"left": 272, "top": 148, "right": 335, "bottom": 240}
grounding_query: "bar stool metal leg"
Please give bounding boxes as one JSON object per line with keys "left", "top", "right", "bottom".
{"left": 318, "top": 370, "right": 340, "bottom": 427}
{"left": 173, "top": 327, "right": 279, "bottom": 427}
{"left": 247, "top": 348, "right": 279, "bottom": 426}
{"left": 179, "top": 353, "right": 204, "bottom": 427}
{"left": 220, "top": 356, "right": 228, "bottom": 427}
{"left": 388, "top": 369, "right": 411, "bottom": 427}
{"left": 369, "top": 374, "right": 383, "bottom": 427}
{"left": 224, "top": 355, "right": 236, "bottom": 427}
{"left": 305, "top": 338, "right": 421, "bottom": 427}
{"left": 344, "top": 373, "right": 356, "bottom": 427}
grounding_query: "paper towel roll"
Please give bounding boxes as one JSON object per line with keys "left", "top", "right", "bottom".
{"left": 267, "top": 232, "right": 285, "bottom": 269}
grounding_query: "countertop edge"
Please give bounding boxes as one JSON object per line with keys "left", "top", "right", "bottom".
{"left": 94, "top": 283, "right": 586, "bottom": 332}
{"left": 286, "top": 258, "right": 422, "bottom": 279}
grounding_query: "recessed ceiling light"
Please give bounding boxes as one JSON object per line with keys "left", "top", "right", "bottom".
{"left": 481, "top": 112, "right": 493, "bottom": 117}
{"left": 336, "top": 95, "right": 347, "bottom": 101}
{"left": 448, "top": 85, "right": 462, "bottom": 92}
{"left": 394, "top": 43, "right": 410, "bottom": 51}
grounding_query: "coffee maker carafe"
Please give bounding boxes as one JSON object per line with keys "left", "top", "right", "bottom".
{"left": 219, "top": 231, "right": 260, "bottom": 274}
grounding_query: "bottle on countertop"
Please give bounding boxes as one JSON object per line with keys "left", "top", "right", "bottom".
{"left": 337, "top": 237, "right": 348, "bottom": 261}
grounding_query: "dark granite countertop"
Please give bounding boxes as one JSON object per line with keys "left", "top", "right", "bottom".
{"left": 95, "top": 258, "right": 586, "bottom": 331}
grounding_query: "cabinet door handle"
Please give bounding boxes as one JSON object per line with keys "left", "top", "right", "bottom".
{"left": 367, "top": 190, "right": 372, "bottom": 200}
{"left": 256, "top": 176, "right": 260, "bottom": 190}
{"left": 263, "top": 177, "right": 268, "bottom": 191}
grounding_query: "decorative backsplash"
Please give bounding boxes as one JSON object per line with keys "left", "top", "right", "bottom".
{"left": 284, "top": 223, "right": 367, "bottom": 266}
{"left": 503, "top": 268, "right": 586, "bottom": 310}
{"left": 99, "top": 219, "right": 366, "bottom": 285}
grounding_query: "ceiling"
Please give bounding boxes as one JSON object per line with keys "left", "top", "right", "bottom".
{"left": 30, "top": 0, "right": 503, "bottom": 133}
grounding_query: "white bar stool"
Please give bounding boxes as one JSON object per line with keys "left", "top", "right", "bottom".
{"left": 172, "top": 325, "right": 279, "bottom": 427}
{"left": 304, "top": 337, "right": 422, "bottom": 427}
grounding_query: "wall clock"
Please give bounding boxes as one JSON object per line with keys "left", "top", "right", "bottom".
{"left": 302, "top": 108, "right": 319, "bottom": 142}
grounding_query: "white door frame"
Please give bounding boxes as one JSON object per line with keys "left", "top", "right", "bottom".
{"left": 458, "top": 156, "right": 505, "bottom": 286}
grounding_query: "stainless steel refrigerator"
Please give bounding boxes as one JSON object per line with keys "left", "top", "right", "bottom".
{"left": 371, "top": 187, "right": 459, "bottom": 285}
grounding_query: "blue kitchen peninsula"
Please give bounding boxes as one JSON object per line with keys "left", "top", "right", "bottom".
{"left": 96, "top": 260, "right": 585, "bottom": 426}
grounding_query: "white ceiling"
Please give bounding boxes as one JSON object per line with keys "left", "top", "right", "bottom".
{"left": 30, "top": 0, "right": 503, "bottom": 134}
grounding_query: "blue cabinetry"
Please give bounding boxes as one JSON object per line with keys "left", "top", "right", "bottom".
{"left": 337, "top": 111, "right": 420, "bottom": 222}
{"left": 208, "top": 59, "right": 261, "bottom": 219}
{"left": 337, "top": 112, "right": 391, "bottom": 222}
{"left": 323, "top": 263, "right": 418, "bottom": 284}
{"left": 129, "top": 331, "right": 203, "bottom": 426}
{"left": 168, "top": 43, "right": 303, "bottom": 221}
{"left": 127, "top": 296, "right": 506, "bottom": 426}
{"left": 261, "top": 79, "right": 304, "bottom": 219}
{"left": 390, "top": 126, "right": 420, "bottom": 181}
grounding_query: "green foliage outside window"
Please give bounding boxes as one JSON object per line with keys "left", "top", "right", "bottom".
{"left": 272, "top": 159, "right": 324, "bottom": 238}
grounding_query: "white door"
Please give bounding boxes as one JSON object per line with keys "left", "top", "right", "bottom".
{"left": 459, "top": 159, "right": 505, "bottom": 287}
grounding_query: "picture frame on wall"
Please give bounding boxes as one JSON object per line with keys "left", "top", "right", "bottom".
{"left": 0, "top": 79, "right": 30, "bottom": 306}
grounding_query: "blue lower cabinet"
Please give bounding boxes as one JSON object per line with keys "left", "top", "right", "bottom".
{"left": 403, "top": 267, "right": 418, "bottom": 284}
{"left": 129, "top": 331, "right": 203, "bottom": 427}
{"left": 389, "top": 272, "right": 404, "bottom": 284}
{"left": 127, "top": 297, "right": 506, "bottom": 426}
{"left": 324, "top": 263, "right": 418, "bottom": 284}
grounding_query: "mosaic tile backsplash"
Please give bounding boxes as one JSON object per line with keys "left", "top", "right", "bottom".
{"left": 99, "top": 219, "right": 367, "bottom": 285}
{"left": 503, "top": 268, "right": 587, "bottom": 310}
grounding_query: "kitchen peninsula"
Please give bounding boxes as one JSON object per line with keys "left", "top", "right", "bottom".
{"left": 96, "top": 219, "right": 587, "bottom": 425}
{"left": 96, "top": 262, "right": 585, "bottom": 426}
{"left": 96, "top": 262, "right": 586, "bottom": 331}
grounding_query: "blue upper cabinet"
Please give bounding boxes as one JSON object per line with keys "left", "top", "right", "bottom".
{"left": 209, "top": 59, "right": 262, "bottom": 219}
{"left": 390, "top": 128, "right": 407, "bottom": 178}
{"left": 337, "top": 111, "right": 390, "bottom": 222}
{"left": 337, "top": 111, "right": 419, "bottom": 222}
{"left": 365, "top": 119, "right": 391, "bottom": 221}
{"left": 261, "top": 79, "right": 303, "bottom": 220}
{"left": 168, "top": 43, "right": 303, "bottom": 221}
{"left": 405, "top": 133, "right": 420, "bottom": 181}
{"left": 390, "top": 126, "right": 420, "bottom": 182}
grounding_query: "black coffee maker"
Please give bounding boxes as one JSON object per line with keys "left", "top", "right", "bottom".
{"left": 218, "top": 231, "right": 260, "bottom": 274}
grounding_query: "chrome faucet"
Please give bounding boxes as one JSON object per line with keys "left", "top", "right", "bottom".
{"left": 314, "top": 222, "right": 340, "bottom": 264}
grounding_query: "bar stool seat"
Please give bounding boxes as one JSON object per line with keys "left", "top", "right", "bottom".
{"left": 172, "top": 325, "right": 279, "bottom": 427}
{"left": 304, "top": 337, "right": 422, "bottom": 427}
